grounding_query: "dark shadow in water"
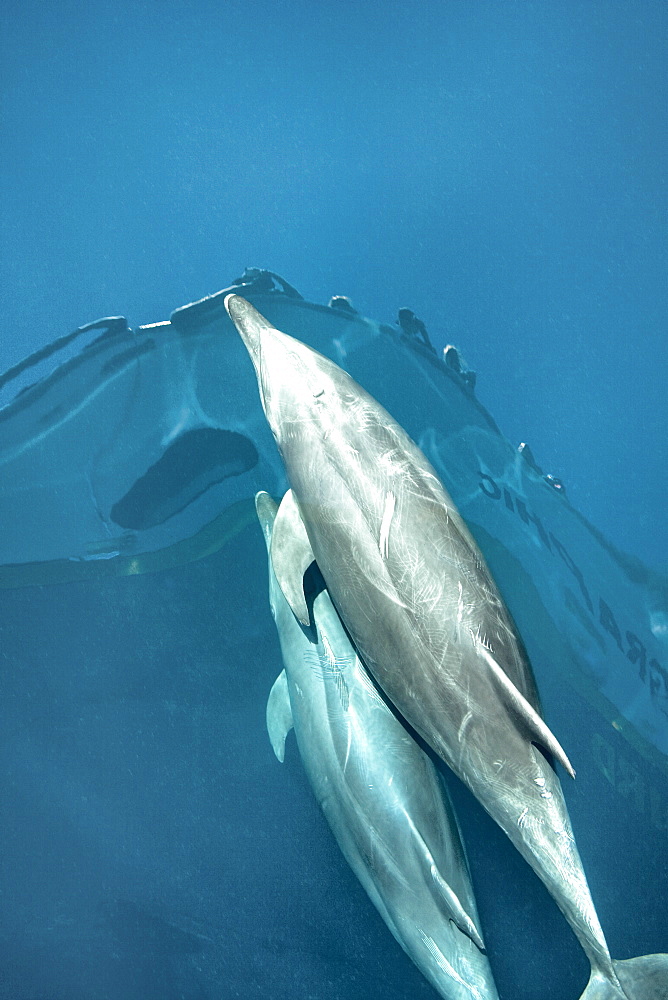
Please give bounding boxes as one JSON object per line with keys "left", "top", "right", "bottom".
{"left": 111, "top": 427, "right": 258, "bottom": 530}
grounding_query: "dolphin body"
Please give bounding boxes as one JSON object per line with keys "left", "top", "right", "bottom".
{"left": 227, "top": 295, "right": 668, "bottom": 1000}
{"left": 256, "top": 489, "right": 499, "bottom": 1000}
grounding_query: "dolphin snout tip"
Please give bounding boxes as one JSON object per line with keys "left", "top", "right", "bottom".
{"left": 225, "top": 293, "right": 263, "bottom": 365}
{"left": 224, "top": 293, "right": 252, "bottom": 334}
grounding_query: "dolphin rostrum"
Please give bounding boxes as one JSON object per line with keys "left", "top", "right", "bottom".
{"left": 256, "top": 489, "right": 499, "bottom": 1000}
{"left": 227, "top": 294, "right": 668, "bottom": 1000}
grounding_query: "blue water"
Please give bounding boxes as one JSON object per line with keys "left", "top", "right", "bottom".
{"left": 0, "top": 2, "right": 666, "bottom": 998}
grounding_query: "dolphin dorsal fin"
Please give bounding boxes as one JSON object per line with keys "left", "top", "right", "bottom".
{"left": 266, "top": 670, "right": 293, "bottom": 762}
{"left": 270, "top": 489, "right": 315, "bottom": 626}
{"left": 476, "top": 643, "right": 576, "bottom": 778}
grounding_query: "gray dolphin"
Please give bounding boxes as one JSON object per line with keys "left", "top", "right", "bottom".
{"left": 256, "top": 489, "right": 499, "bottom": 1000}
{"left": 227, "top": 294, "right": 668, "bottom": 1000}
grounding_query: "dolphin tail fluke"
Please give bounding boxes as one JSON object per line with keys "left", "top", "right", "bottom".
{"left": 580, "top": 955, "right": 668, "bottom": 1000}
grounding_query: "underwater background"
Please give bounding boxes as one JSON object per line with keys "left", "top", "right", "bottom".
{"left": 0, "top": 2, "right": 666, "bottom": 999}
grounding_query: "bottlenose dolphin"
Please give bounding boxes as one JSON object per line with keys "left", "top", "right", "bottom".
{"left": 256, "top": 489, "right": 499, "bottom": 1000}
{"left": 226, "top": 294, "right": 668, "bottom": 1000}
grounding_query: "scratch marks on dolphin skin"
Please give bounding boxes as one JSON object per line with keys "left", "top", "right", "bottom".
{"left": 354, "top": 656, "right": 387, "bottom": 708}
{"left": 306, "top": 636, "right": 352, "bottom": 713}
{"left": 458, "top": 710, "right": 473, "bottom": 744}
{"left": 533, "top": 775, "right": 553, "bottom": 800}
{"left": 471, "top": 624, "right": 494, "bottom": 654}
{"left": 379, "top": 491, "right": 395, "bottom": 560}
{"left": 321, "top": 634, "right": 336, "bottom": 668}
{"left": 457, "top": 581, "right": 465, "bottom": 625}
{"left": 418, "top": 930, "right": 486, "bottom": 1000}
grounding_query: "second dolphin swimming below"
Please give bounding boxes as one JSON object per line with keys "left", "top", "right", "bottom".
{"left": 226, "top": 294, "right": 668, "bottom": 1000}
{"left": 256, "top": 489, "right": 499, "bottom": 1000}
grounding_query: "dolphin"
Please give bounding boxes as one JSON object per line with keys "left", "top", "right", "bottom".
{"left": 226, "top": 294, "right": 668, "bottom": 1000}
{"left": 256, "top": 489, "right": 500, "bottom": 1000}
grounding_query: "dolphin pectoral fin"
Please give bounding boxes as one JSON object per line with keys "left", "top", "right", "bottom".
{"left": 429, "top": 863, "right": 486, "bottom": 952}
{"left": 266, "top": 670, "right": 293, "bottom": 763}
{"left": 270, "top": 489, "right": 315, "bottom": 626}
{"left": 415, "top": 828, "right": 486, "bottom": 950}
{"left": 477, "top": 644, "right": 576, "bottom": 778}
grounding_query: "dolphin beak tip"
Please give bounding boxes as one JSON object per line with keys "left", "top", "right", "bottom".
{"left": 224, "top": 292, "right": 240, "bottom": 317}
{"left": 225, "top": 294, "right": 262, "bottom": 365}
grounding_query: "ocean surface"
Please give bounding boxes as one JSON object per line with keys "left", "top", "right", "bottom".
{"left": 0, "top": 2, "right": 666, "bottom": 998}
